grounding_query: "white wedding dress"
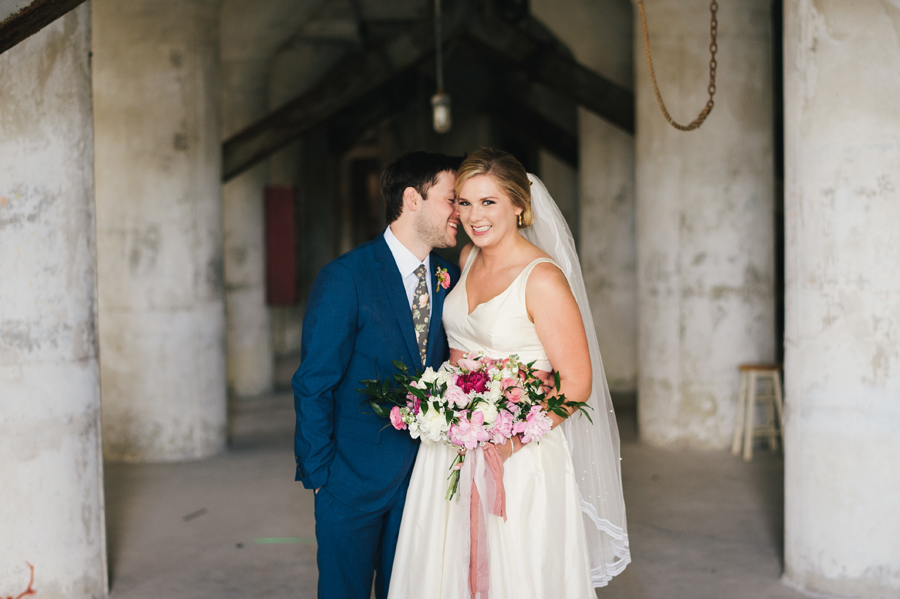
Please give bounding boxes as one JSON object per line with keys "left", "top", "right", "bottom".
{"left": 387, "top": 247, "right": 594, "bottom": 599}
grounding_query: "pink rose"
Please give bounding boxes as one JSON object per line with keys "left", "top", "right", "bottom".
{"left": 437, "top": 269, "right": 451, "bottom": 290}
{"left": 457, "top": 358, "right": 481, "bottom": 372}
{"left": 390, "top": 406, "right": 407, "bottom": 430}
{"left": 505, "top": 387, "right": 523, "bottom": 403}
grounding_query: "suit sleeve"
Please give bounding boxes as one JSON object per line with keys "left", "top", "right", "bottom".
{"left": 292, "top": 261, "right": 359, "bottom": 489}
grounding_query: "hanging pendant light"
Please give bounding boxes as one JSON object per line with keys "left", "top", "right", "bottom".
{"left": 431, "top": 0, "right": 452, "bottom": 133}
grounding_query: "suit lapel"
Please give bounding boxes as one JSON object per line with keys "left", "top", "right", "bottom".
{"left": 374, "top": 236, "right": 420, "bottom": 369}
{"left": 426, "top": 254, "right": 446, "bottom": 366}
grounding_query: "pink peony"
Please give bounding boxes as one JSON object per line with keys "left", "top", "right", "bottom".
{"left": 445, "top": 384, "right": 470, "bottom": 408}
{"left": 512, "top": 405, "right": 552, "bottom": 443}
{"left": 448, "top": 411, "right": 489, "bottom": 450}
{"left": 488, "top": 409, "right": 515, "bottom": 444}
{"left": 390, "top": 406, "right": 407, "bottom": 430}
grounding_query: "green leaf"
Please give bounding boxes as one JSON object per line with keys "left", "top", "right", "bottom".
{"left": 392, "top": 360, "right": 408, "bottom": 373}
{"left": 405, "top": 385, "right": 427, "bottom": 401}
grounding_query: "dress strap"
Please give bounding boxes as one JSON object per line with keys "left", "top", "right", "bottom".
{"left": 518, "top": 257, "right": 561, "bottom": 286}
{"left": 461, "top": 245, "right": 480, "bottom": 276}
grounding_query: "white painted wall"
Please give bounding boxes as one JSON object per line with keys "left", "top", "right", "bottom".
{"left": 635, "top": 0, "right": 776, "bottom": 447}
{"left": 93, "top": 0, "right": 227, "bottom": 461}
{"left": 783, "top": 2, "right": 900, "bottom": 596}
{"left": 532, "top": 0, "right": 638, "bottom": 394}
{"left": 0, "top": 5, "right": 107, "bottom": 596}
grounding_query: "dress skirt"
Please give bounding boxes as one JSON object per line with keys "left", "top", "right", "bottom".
{"left": 388, "top": 426, "right": 593, "bottom": 599}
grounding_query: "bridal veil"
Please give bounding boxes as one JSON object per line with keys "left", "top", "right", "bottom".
{"left": 522, "top": 174, "right": 631, "bottom": 586}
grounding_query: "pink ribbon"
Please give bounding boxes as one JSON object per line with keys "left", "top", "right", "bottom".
{"left": 467, "top": 443, "right": 506, "bottom": 598}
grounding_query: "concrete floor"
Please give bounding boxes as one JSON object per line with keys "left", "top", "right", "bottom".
{"left": 104, "top": 392, "right": 808, "bottom": 599}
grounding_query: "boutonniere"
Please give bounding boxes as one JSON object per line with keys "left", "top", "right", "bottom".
{"left": 436, "top": 266, "right": 451, "bottom": 291}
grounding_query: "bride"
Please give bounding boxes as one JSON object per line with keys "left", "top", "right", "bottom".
{"left": 388, "top": 147, "right": 630, "bottom": 598}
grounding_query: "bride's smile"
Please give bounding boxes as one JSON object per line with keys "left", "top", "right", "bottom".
{"left": 457, "top": 174, "right": 523, "bottom": 247}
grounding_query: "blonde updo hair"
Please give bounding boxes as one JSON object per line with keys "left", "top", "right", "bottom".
{"left": 455, "top": 147, "right": 532, "bottom": 228}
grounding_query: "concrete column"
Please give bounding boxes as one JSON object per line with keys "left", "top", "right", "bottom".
{"left": 93, "top": 0, "right": 227, "bottom": 461}
{"left": 783, "top": 2, "right": 900, "bottom": 597}
{"left": 220, "top": 2, "right": 277, "bottom": 400}
{"left": 533, "top": 0, "right": 637, "bottom": 394}
{"left": 635, "top": 0, "right": 775, "bottom": 446}
{"left": 0, "top": 6, "right": 107, "bottom": 596}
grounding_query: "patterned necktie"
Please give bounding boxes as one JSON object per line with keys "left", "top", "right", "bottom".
{"left": 412, "top": 264, "right": 430, "bottom": 365}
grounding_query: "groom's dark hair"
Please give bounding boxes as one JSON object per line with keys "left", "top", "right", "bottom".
{"left": 381, "top": 150, "right": 463, "bottom": 223}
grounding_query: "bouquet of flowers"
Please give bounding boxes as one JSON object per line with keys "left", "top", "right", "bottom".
{"left": 362, "top": 352, "right": 591, "bottom": 499}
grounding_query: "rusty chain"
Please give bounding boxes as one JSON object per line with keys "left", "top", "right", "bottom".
{"left": 637, "top": 0, "right": 718, "bottom": 131}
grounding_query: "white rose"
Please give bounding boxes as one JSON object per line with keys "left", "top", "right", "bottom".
{"left": 436, "top": 367, "right": 453, "bottom": 388}
{"left": 419, "top": 367, "right": 439, "bottom": 385}
{"left": 486, "top": 380, "right": 503, "bottom": 403}
{"left": 475, "top": 400, "right": 499, "bottom": 426}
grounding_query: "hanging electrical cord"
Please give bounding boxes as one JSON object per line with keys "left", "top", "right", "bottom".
{"left": 637, "top": 0, "right": 719, "bottom": 131}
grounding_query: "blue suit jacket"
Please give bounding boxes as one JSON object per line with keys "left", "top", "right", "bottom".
{"left": 293, "top": 234, "right": 460, "bottom": 512}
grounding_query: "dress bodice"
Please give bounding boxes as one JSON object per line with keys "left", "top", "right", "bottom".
{"left": 443, "top": 247, "right": 557, "bottom": 371}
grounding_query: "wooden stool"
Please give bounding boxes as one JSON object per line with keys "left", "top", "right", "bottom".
{"left": 731, "top": 364, "right": 783, "bottom": 461}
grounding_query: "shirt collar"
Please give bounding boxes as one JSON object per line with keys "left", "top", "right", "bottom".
{"left": 384, "top": 225, "right": 429, "bottom": 278}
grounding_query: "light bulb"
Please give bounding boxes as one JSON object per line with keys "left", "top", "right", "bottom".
{"left": 431, "top": 91, "right": 452, "bottom": 134}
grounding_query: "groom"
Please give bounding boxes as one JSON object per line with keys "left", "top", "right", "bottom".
{"left": 293, "top": 150, "right": 463, "bottom": 599}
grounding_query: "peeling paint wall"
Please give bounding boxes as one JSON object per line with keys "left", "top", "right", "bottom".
{"left": 0, "top": 5, "right": 107, "bottom": 596}
{"left": 783, "top": 1, "right": 900, "bottom": 596}
{"left": 93, "top": 0, "right": 227, "bottom": 461}
{"left": 533, "top": 0, "right": 637, "bottom": 394}
{"left": 635, "top": 0, "right": 776, "bottom": 447}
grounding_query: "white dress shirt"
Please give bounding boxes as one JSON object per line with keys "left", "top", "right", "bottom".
{"left": 384, "top": 226, "right": 432, "bottom": 313}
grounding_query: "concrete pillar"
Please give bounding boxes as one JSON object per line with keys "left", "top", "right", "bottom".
{"left": 783, "top": 2, "right": 900, "bottom": 596}
{"left": 533, "top": 0, "right": 637, "bottom": 394}
{"left": 93, "top": 0, "right": 227, "bottom": 461}
{"left": 635, "top": 0, "right": 775, "bottom": 446}
{"left": 219, "top": 0, "right": 307, "bottom": 400}
{"left": 220, "top": 55, "right": 272, "bottom": 401}
{"left": 0, "top": 6, "right": 107, "bottom": 596}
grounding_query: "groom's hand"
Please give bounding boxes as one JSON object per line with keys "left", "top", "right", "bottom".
{"left": 315, "top": 487, "right": 320, "bottom": 495}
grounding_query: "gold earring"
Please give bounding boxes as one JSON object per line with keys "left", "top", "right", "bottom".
{"left": 517, "top": 213, "right": 523, "bottom": 227}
